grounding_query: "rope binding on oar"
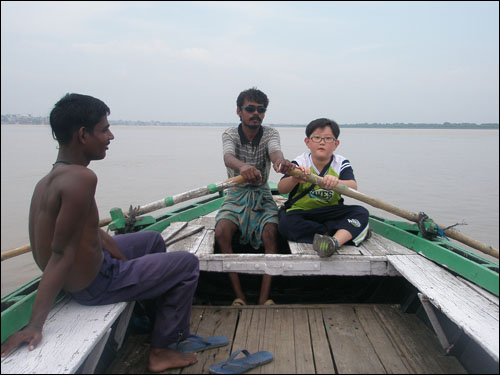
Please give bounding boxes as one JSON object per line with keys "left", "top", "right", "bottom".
{"left": 417, "top": 212, "right": 467, "bottom": 241}
{"left": 124, "top": 205, "right": 141, "bottom": 233}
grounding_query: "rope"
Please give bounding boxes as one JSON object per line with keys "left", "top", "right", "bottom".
{"left": 417, "top": 212, "right": 467, "bottom": 241}
{"left": 124, "top": 205, "right": 141, "bottom": 233}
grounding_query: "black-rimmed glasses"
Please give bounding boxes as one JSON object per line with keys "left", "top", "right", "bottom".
{"left": 310, "top": 136, "right": 337, "bottom": 143}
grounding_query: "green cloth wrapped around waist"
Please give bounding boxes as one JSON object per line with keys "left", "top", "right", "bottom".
{"left": 216, "top": 184, "right": 278, "bottom": 249}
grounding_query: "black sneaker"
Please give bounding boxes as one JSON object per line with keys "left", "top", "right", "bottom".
{"left": 313, "top": 234, "right": 339, "bottom": 258}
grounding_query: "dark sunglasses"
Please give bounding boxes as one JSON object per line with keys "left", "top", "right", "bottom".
{"left": 243, "top": 105, "right": 266, "bottom": 114}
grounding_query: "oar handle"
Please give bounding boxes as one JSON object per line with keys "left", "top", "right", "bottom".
{"left": 288, "top": 169, "right": 418, "bottom": 222}
{"left": 1, "top": 176, "right": 248, "bottom": 262}
{"left": 287, "top": 169, "right": 499, "bottom": 259}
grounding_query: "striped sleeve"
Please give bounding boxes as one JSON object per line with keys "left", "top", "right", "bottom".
{"left": 339, "top": 159, "right": 355, "bottom": 181}
{"left": 266, "top": 127, "right": 282, "bottom": 155}
{"left": 222, "top": 128, "right": 236, "bottom": 156}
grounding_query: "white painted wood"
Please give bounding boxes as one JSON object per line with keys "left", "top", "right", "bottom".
{"left": 198, "top": 216, "right": 216, "bottom": 229}
{"left": 196, "top": 229, "right": 215, "bottom": 255}
{"left": 288, "top": 241, "right": 315, "bottom": 255}
{"left": 113, "top": 301, "right": 136, "bottom": 350}
{"left": 198, "top": 253, "right": 398, "bottom": 276}
{"left": 80, "top": 328, "right": 111, "bottom": 374}
{"left": 387, "top": 254, "right": 499, "bottom": 363}
{"left": 160, "top": 222, "right": 188, "bottom": 243}
{"left": 457, "top": 276, "right": 499, "bottom": 306}
{"left": 167, "top": 225, "right": 205, "bottom": 253}
{"left": 360, "top": 233, "right": 415, "bottom": 256}
{"left": 1, "top": 297, "right": 131, "bottom": 374}
{"left": 164, "top": 225, "right": 204, "bottom": 247}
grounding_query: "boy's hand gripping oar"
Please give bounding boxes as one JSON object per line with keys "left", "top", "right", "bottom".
{"left": 287, "top": 168, "right": 499, "bottom": 259}
{"left": 1, "top": 175, "right": 246, "bottom": 262}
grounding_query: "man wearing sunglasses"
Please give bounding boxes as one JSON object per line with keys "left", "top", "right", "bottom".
{"left": 215, "top": 87, "right": 294, "bottom": 306}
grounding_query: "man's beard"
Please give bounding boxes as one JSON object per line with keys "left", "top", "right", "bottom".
{"left": 244, "top": 116, "right": 262, "bottom": 129}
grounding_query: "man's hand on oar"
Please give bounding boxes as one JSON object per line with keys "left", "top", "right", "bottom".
{"left": 273, "top": 158, "right": 295, "bottom": 174}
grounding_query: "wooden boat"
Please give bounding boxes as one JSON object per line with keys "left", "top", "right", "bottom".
{"left": 1, "top": 182, "right": 499, "bottom": 374}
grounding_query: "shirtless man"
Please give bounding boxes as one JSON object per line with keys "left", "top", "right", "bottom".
{"left": 1, "top": 93, "right": 199, "bottom": 372}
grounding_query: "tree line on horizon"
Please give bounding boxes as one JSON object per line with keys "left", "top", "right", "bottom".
{"left": 1, "top": 114, "right": 498, "bottom": 129}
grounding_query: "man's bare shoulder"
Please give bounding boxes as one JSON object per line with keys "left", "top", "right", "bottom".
{"left": 51, "top": 165, "right": 97, "bottom": 189}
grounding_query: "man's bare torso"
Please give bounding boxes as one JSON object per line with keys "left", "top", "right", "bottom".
{"left": 29, "top": 165, "right": 104, "bottom": 292}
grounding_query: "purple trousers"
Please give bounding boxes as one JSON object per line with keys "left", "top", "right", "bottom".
{"left": 69, "top": 231, "right": 199, "bottom": 348}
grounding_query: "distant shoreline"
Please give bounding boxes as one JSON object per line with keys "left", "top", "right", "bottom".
{"left": 1, "top": 115, "right": 498, "bottom": 129}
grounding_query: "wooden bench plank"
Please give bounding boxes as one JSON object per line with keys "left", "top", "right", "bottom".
{"left": 387, "top": 254, "right": 499, "bottom": 363}
{"left": 1, "top": 297, "right": 131, "bottom": 374}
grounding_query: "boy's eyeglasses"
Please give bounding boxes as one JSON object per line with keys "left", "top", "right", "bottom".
{"left": 243, "top": 105, "right": 266, "bottom": 114}
{"left": 310, "top": 136, "right": 337, "bottom": 143}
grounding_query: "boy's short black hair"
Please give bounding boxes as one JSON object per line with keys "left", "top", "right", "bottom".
{"left": 50, "top": 93, "right": 110, "bottom": 145}
{"left": 236, "top": 87, "right": 269, "bottom": 108}
{"left": 305, "top": 118, "right": 340, "bottom": 139}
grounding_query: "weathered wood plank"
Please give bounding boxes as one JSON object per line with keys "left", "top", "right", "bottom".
{"left": 387, "top": 254, "right": 499, "bottom": 362}
{"left": 323, "top": 305, "right": 386, "bottom": 374}
{"left": 199, "top": 253, "right": 397, "bottom": 276}
{"left": 274, "top": 308, "right": 296, "bottom": 374}
{"left": 164, "top": 225, "right": 204, "bottom": 247}
{"left": 369, "top": 233, "right": 415, "bottom": 255}
{"left": 308, "top": 308, "right": 336, "bottom": 374}
{"left": 161, "top": 222, "right": 188, "bottom": 243}
{"left": 260, "top": 308, "right": 278, "bottom": 374}
{"left": 394, "top": 306, "right": 467, "bottom": 374}
{"left": 1, "top": 298, "right": 130, "bottom": 374}
{"left": 106, "top": 304, "right": 468, "bottom": 374}
{"left": 247, "top": 309, "right": 267, "bottom": 374}
{"left": 293, "top": 309, "right": 316, "bottom": 374}
{"left": 354, "top": 305, "right": 411, "bottom": 373}
{"left": 231, "top": 308, "right": 253, "bottom": 356}
{"left": 198, "top": 216, "right": 217, "bottom": 230}
{"left": 167, "top": 226, "right": 206, "bottom": 253}
{"left": 373, "top": 304, "right": 434, "bottom": 373}
{"left": 374, "top": 304, "right": 464, "bottom": 374}
{"left": 196, "top": 230, "right": 215, "bottom": 256}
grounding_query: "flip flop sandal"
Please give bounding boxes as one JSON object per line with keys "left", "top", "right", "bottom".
{"left": 209, "top": 349, "right": 274, "bottom": 374}
{"left": 168, "top": 334, "right": 229, "bottom": 353}
{"left": 232, "top": 298, "right": 246, "bottom": 306}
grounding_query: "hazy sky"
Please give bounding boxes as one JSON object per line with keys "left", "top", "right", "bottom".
{"left": 1, "top": 1, "right": 498, "bottom": 124}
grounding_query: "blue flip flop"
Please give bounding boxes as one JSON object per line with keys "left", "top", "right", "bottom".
{"left": 168, "top": 334, "right": 229, "bottom": 353}
{"left": 209, "top": 349, "right": 274, "bottom": 374}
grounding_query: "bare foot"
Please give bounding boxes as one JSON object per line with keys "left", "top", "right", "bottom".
{"left": 148, "top": 348, "right": 198, "bottom": 372}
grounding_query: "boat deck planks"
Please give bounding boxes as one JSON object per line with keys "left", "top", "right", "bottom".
{"left": 106, "top": 304, "right": 466, "bottom": 374}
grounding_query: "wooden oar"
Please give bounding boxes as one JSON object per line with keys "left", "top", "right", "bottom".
{"left": 287, "top": 168, "right": 499, "bottom": 259}
{"left": 1, "top": 175, "right": 246, "bottom": 262}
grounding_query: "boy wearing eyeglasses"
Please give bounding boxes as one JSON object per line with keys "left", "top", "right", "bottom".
{"left": 215, "top": 87, "right": 294, "bottom": 305}
{"left": 277, "top": 118, "right": 370, "bottom": 257}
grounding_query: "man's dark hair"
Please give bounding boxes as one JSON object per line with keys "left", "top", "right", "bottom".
{"left": 305, "top": 118, "right": 340, "bottom": 139}
{"left": 50, "top": 93, "right": 110, "bottom": 145}
{"left": 236, "top": 87, "right": 269, "bottom": 109}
